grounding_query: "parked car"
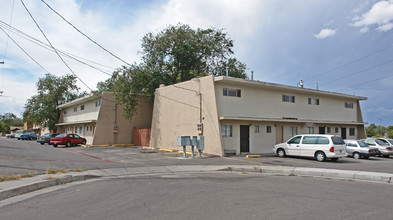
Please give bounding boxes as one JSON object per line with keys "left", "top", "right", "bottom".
{"left": 37, "top": 133, "right": 59, "bottom": 145}
{"left": 49, "top": 133, "right": 86, "bottom": 148}
{"left": 361, "top": 139, "right": 393, "bottom": 158}
{"left": 273, "top": 134, "right": 347, "bottom": 162}
{"left": 375, "top": 138, "right": 393, "bottom": 146}
{"left": 344, "top": 140, "right": 380, "bottom": 159}
{"left": 19, "top": 132, "right": 39, "bottom": 140}
{"left": 6, "top": 133, "right": 15, "bottom": 138}
{"left": 15, "top": 130, "right": 26, "bottom": 139}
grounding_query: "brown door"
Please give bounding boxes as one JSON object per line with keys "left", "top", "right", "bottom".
{"left": 341, "top": 127, "right": 347, "bottom": 139}
{"left": 240, "top": 125, "right": 250, "bottom": 153}
{"left": 276, "top": 126, "right": 283, "bottom": 144}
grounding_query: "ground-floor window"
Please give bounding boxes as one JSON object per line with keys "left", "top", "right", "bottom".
{"left": 307, "top": 127, "right": 314, "bottom": 134}
{"left": 327, "top": 127, "right": 331, "bottom": 133}
{"left": 255, "top": 125, "right": 260, "bottom": 133}
{"left": 266, "top": 126, "right": 272, "bottom": 133}
{"left": 350, "top": 128, "right": 355, "bottom": 136}
{"left": 221, "top": 125, "right": 232, "bottom": 137}
{"left": 335, "top": 127, "right": 339, "bottom": 133}
{"left": 291, "top": 126, "right": 298, "bottom": 136}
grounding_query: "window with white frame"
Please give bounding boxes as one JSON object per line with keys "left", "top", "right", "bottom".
{"left": 73, "top": 107, "right": 77, "bottom": 112}
{"left": 282, "top": 95, "right": 295, "bottom": 103}
{"left": 255, "top": 125, "right": 260, "bottom": 133}
{"left": 327, "top": 127, "right": 331, "bottom": 133}
{"left": 308, "top": 98, "right": 319, "bottom": 105}
{"left": 335, "top": 127, "right": 339, "bottom": 133}
{"left": 80, "top": 105, "right": 85, "bottom": 111}
{"left": 350, "top": 128, "right": 355, "bottom": 136}
{"left": 223, "top": 88, "right": 241, "bottom": 97}
{"left": 266, "top": 126, "right": 272, "bottom": 133}
{"left": 307, "top": 127, "right": 314, "bottom": 134}
{"left": 221, "top": 125, "right": 232, "bottom": 137}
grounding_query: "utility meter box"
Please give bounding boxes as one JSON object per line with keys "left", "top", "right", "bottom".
{"left": 177, "top": 136, "right": 191, "bottom": 146}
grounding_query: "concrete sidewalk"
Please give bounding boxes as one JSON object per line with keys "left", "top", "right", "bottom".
{"left": 1, "top": 165, "right": 393, "bottom": 201}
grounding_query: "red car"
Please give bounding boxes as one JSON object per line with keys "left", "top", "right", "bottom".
{"left": 50, "top": 133, "right": 87, "bottom": 148}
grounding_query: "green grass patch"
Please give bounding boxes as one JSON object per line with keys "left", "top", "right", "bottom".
{"left": 46, "top": 168, "right": 68, "bottom": 174}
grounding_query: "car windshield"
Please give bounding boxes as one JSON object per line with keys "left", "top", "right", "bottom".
{"left": 375, "top": 139, "right": 389, "bottom": 146}
{"left": 56, "top": 134, "right": 67, "bottom": 137}
{"left": 388, "top": 139, "right": 393, "bottom": 145}
{"left": 331, "top": 136, "right": 345, "bottom": 145}
{"left": 357, "top": 140, "right": 369, "bottom": 148}
{"left": 42, "top": 133, "right": 51, "bottom": 137}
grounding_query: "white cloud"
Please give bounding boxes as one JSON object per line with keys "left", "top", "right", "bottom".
{"left": 313, "top": 28, "right": 337, "bottom": 39}
{"left": 353, "top": 0, "right": 393, "bottom": 32}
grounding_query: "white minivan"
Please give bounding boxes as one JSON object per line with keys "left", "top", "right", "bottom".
{"left": 14, "top": 130, "right": 26, "bottom": 139}
{"left": 273, "top": 134, "right": 348, "bottom": 162}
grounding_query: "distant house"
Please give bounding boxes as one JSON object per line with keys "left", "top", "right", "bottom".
{"left": 150, "top": 75, "right": 367, "bottom": 156}
{"left": 56, "top": 92, "right": 153, "bottom": 145}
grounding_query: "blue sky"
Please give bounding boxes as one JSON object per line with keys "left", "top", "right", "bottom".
{"left": 0, "top": 0, "right": 392, "bottom": 126}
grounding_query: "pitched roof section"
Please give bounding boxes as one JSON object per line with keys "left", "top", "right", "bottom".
{"left": 214, "top": 76, "right": 367, "bottom": 101}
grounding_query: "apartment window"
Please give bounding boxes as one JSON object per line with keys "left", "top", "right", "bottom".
{"left": 282, "top": 95, "right": 295, "bottom": 103}
{"left": 79, "top": 126, "right": 82, "bottom": 133}
{"left": 221, "top": 125, "right": 232, "bottom": 137}
{"left": 73, "top": 107, "right": 77, "bottom": 112}
{"left": 308, "top": 98, "right": 320, "bottom": 105}
{"left": 291, "top": 126, "right": 298, "bottom": 136}
{"left": 95, "top": 100, "right": 101, "bottom": 107}
{"left": 345, "top": 102, "right": 354, "bottom": 109}
{"left": 63, "top": 109, "right": 67, "bottom": 114}
{"left": 223, "top": 88, "right": 241, "bottom": 97}
{"left": 335, "top": 127, "right": 339, "bottom": 133}
{"left": 266, "top": 126, "right": 272, "bottom": 133}
{"left": 307, "top": 127, "right": 314, "bottom": 134}
{"left": 350, "top": 128, "right": 355, "bottom": 136}
{"left": 80, "top": 105, "right": 85, "bottom": 111}
{"left": 327, "top": 127, "right": 331, "bottom": 133}
{"left": 255, "top": 125, "right": 260, "bottom": 134}
{"left": 74, "top": 127, "right": 77, "bottom": 133}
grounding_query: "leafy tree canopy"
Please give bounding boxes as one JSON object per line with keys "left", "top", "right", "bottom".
{"left": 100, "top": 23, "right": 247, "bottom": 119}
{"left": 0, "top": 113, "right": 23, "bottom": 133}
{"left": 23, "top": 74, "right": 82, "bottom": 130}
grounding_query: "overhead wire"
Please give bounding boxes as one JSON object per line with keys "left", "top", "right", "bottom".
{"left": 20, "top": 0, "right": 94, "bottom": 92}
{"left": 40, "top": 0, "right": 132, "bottom": 66}
{"left": 1, "top": 0, "right": 15, "bottom": 95}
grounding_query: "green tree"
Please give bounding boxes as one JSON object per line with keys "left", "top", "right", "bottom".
{"left": 387, "top": 130, "right": 393, "bottom": 139}
{"left": 103, "top": 23, "right": 247, "bottom": 119}
{"left": 366, "top": 123, "right": 377, "bottom": 137}
{"left": 23, "top": 74, "right": 83, "bottom": 130}
{"left": 0, "top": 113, "right": 23, "bottom": 133}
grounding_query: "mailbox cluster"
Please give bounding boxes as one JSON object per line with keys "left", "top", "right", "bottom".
{"left": 177, "top": 136, "right": 204, "bottom": 158}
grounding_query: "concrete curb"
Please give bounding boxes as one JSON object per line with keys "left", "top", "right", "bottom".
{"left": 1, "top": 165, "right": 393, "bottom": 201}
{"left": 0, "top": 172, "right": 98, "bottom": 201}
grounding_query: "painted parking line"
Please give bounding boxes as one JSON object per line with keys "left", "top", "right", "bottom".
{"left": 63, "top": 148, "right": 112, "bottom": 162}
{"left": 0, "top": 158, "right": 105, "bottom": 163}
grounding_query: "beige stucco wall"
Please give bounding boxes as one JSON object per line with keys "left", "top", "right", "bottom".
{"left": 215, "top": 82, "right": 360, "bottom": 122}
{"left": 150, "top": 75, "right": 223, "bottom": 156}
{"left": 92, "top": 92, "right": 153, "bottom": 145}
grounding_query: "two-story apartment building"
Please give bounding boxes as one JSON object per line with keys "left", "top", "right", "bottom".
{"left": 56, "top": 92, "right": 152, "bottom": 145}
{"left": 150, "top": 75, "right": 367, "bottom": 156}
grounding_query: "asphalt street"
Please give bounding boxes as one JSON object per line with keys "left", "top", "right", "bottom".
{"left": 1, "top": 172, "right": 393, "bottom": 220}
{"left": 2, "top": 137, "right": 393, "bottom": 176}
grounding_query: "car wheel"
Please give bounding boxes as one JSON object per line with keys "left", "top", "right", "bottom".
{"left": 53, "top": 144, "right": 58, "bottom": 148}
{"left": 82, "top": 140, "right": 86, "bottom": 145}
{"left": 331, "top": 158, "right": 339, "bottom": 161}
{"left": 40, "top": 143, "right": 44, "bottom": 145}
{"left": 66, "top": 141, "right": 71, "bottom": 147}
{"left": 353, "top": 152, "right": 360, "bottom": 159}
{"left": 315, "top": 151, "right": 326, "bottom": 162}
{"left": 276, "top": 148, "right": 286, "bottom": 158}
{"left": 383, "top": 155, "right": 390, "bottom": 158}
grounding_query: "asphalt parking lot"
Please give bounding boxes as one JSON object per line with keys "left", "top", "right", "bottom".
{"left": 2, "top": 137, "right": 393, "bottom": 175}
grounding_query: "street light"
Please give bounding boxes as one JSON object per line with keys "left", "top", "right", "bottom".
{"left": 0, "top": 61, "right": 4, "bottom": 64}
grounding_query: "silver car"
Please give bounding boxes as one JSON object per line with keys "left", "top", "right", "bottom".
{"left": 361, "top": 139, "right": 393, "bottom": 158}
{"left": 344, "top": 140, "right": 379, "bottom": 159}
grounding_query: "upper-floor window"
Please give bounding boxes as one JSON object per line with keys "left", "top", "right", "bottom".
{"left": 308, "top": 98, "right": 319, "bottom": 105}
{"left": 345, "top": 102, "right": 354, "bottom": 109}
{"left": 80, "top": 105, "right": 85, "bottom": 111}
{"left": 223, "top": 88, "right": 241, "bottom": 97}
{"left": 63, "top": 110, "right": 67, "bottom": 114}
{"left": 255, "top": 125, "right": 260, "bottom": 134}
{"left": 73, "top": 107, "right": 77, "bottom": 112}
{"left": 95, "top": 100, "right": 101, "bottom": 107}
{"left": 282, "top": 95, "right": 295, "bottom": 103}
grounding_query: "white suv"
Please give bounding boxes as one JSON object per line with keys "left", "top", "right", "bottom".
{"left": 273, "top": 134, "right": 347, "bottom": 162}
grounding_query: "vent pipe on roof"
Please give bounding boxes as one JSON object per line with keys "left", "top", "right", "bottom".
{"left": 251, "top": 71, "right": 254, "bottom": 81}
{"left": 316, "top": 82, "right": 319, "bottom": 90}
{"left": 297, "top": 80, "right": 304, "bottom": 88}
{"left": 226, "top": 67, "right": 228, "bottom": 77}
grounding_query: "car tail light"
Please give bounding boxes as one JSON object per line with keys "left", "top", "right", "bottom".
{"left": 386, "top": 147, "right": 392, "bottom": 150}
{"left": 329, "top": 147, "right": 334, "bottom": 152}
{"left": 368, "top": 149, "right": 371, "bottom": 153}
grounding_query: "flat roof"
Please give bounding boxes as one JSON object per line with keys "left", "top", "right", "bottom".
{"left": 55, "top": 120, "right": 97, "bottom": 126}
{"left": 214, "top": 76, "right": 367, "bottom": 101}
{"left": 57, "top": 93, "right": 100, "bottom": 109}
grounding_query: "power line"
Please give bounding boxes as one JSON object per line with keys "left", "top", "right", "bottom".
{"left": 0, "top": 26, "right": 50, "bottom": 74}
{"left": 0, "top": 20, "right": 115, "bottom": 76}
{"left": 40, "top": 0, "right": 132, "bottom": 66}
{"left": 20, "top": 0, "right": 93, "bottom": 92}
